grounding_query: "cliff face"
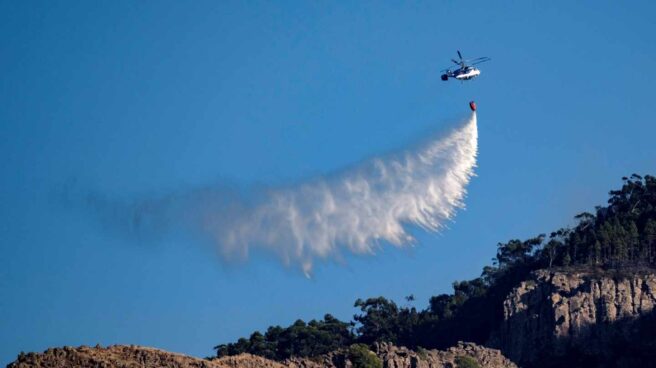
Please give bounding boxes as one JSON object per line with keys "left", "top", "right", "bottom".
{"left": 7, "top": 343, "right": 516, "bottom": 368}
{"left": 493, "top": 269, "right": 656, "bottom": 365}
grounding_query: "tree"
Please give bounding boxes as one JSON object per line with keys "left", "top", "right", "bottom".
{"left": 541, "top": 238, "right": 562, "bottom": 268}
{"left": 429, "top": 294, "right": 456, "bottom": 320}
{"left": 496, "top": 235, "right": 545, "bottom": 268}
{"left": 353, "top": 297, "right": 399, "bottom": 344}
{"left": 214, "top": 315, "right": 353, "bottom": 360}
{"left": 562, "top": 252, "right": 571, "bottom": 267}
{"left": 628, "top": 221, "right": 640, "bottom": 261}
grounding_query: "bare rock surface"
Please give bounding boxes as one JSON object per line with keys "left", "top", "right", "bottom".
{"left": 493, "top": 269, "right": 656, "bottom": 365}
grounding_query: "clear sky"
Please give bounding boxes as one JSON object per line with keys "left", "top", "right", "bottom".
{"left": 1, "top": 0, "right": 655, "bottom": 364}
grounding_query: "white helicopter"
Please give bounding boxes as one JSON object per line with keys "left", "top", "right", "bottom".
{"left": 440, "top": 51, "right": 491, "bottom": 81}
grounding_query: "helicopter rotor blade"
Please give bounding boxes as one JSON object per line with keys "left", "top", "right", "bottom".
{"left": 463, "top": 57, "right": 490, "bottom": 62}
{"left": 470, "top": 57, "right": 491, "bottom": 65}
{"left": 451, "top": 59, "right": 461, "bottom": 65}
{"left": 457, "top": 50, "right": 463, "bottom": 60}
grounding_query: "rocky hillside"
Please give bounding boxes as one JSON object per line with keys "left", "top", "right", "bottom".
{"left": 286, "top": 342, "right": 516, "bottom": 368}
{"left": 11, "top": 269, "right": 656, "bottom": 368}
{"left": 6, "top": 345, "right": 286, "bottom": 368}
{"left": 492, "top": 269, "right": 656, "bottom": 366}
{"left": 373, "top": 342, "right": 516, "bottom": 368}
{"left": 7, "top": 342, "right": 516, "bottom": 368}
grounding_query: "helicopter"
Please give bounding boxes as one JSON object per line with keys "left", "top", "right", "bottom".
{"left": 440, "top": 51, "right": 491, "bottom": 81}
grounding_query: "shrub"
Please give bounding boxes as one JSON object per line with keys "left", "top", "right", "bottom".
{"left": 454, "top": 355, "right": 480, "bottom": 368}
{"left": 347, "top": 344, "right": 382, "bottom": 368}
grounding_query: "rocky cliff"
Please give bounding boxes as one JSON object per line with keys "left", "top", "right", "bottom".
{"left": 7, "top": 343, "right": 516, "bottom": 368}
{"left": 493, "top": 269, "right": 656, "bottom": 365}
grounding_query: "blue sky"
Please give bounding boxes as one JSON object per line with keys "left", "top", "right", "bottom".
{"left": 1, "top": 0, "right": 655, "bottom": 363}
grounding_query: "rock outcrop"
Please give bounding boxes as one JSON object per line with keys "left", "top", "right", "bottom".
{"left": 493, "top": 269, "right": 656, "bottom": 365}
{"left": 264, "top": 341, "right": 515, "bottom": 368}
{"left": 372, "top": 342, "right": 516, "bottom": 368}
{"left": 7, "top": 342, "right": 516, "bottom": 368}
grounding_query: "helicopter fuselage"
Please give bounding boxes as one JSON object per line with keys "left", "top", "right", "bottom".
{"left": 442, "top": 66, "right": 481, "bottom": 81}
{"left": 453, "top": 67, "right": 481, "bottom": 80}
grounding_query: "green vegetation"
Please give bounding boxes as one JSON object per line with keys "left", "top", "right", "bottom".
{"left": 454, "top": 355, "right": 480, "bottom": 368}
{"left": 213, "top": 314, "right": 353, "bottom": 360}
{"left": 214, "top": 174, "right": 656, "bottom": 360}
{"left": 347, "top": 344, "right": 382, "bottom": 368}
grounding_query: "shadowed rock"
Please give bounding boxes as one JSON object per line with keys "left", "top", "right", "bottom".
{"left": 492, "top": 269, "right": 656, "bottom": 366}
